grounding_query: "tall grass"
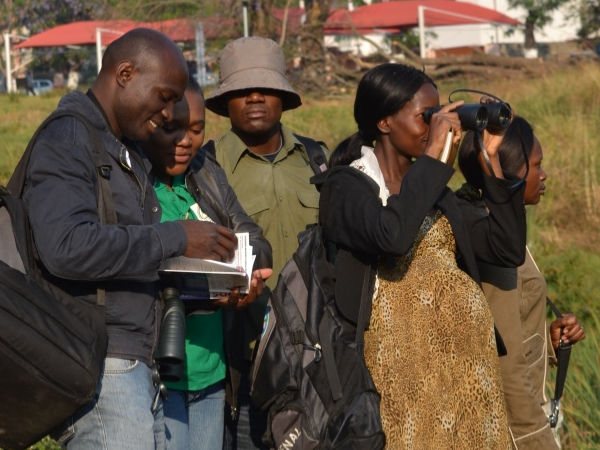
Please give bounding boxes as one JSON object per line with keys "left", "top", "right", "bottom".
{"left": 0, "top": 63, "right": 598, "bottom": 449}
{"left": 1, "top": 92, "right": 59, "bottom": 185}
{"left": 556, "top": 309, "right": 600, "bottom": 449}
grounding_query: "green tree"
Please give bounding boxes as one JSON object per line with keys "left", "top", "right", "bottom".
{"left": 1, "top": 0, "right": 107, "bottom": 81}
{"left": 106, "top": 0, "right": 216, "bottom": 21}
{"left": 298, "top": 0, "right": 331, "bottom": 91}
{"left": 576, "top": 0, "right": 600, "bottom": 38}
{"left": 106, "top": 0, "right": 244, "bottom": 45}
{"left": 508, "top": 0, "right": 570, "bottom": 48}
{"left": 2, "top": 0, "right": 107, "bottom": 33}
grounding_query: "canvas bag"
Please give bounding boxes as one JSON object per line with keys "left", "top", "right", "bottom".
{"left": 0, "top": 110, "right": 115, "bottom": 449}
{"left": 250, "top": 225, "right": 385, "bottom": 449}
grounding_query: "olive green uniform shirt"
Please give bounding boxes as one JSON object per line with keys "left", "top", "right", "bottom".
{"left": 213, "top": 125, "right": 328, "bottom": 289}
{"left": 483, "top": 249, "right": 560, "bottom": 450}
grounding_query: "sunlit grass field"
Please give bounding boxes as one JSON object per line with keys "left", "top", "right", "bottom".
{"left": 1, "top": 62, "right": 599, "bottom": 449}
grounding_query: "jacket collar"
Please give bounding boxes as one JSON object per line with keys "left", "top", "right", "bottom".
{"left": 55, "top": 90, "right": 109, "bottom": 134}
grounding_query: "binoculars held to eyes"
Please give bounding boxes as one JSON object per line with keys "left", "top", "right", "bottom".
{"left": 423, "top": 101, "right": 512, "bottom": 133}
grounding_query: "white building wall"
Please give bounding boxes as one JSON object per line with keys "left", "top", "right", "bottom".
{"left": 474, "top": 0, "right": 580, "bottom": 42}
{"left": 324, "top": 33, "right": 391, "bottom": 56}
{"left": 324, "top": 0, "right": 581, "bottom": 56}
{"left": 424, "top": 0, "right": 581, "bottom": 51}
{"left": 423, "top": 23, "right": 516, "bottom": 50}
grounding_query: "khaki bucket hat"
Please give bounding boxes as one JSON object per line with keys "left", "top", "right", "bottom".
{"left": 205, "top": 37, "right": 302, "bottom": 117}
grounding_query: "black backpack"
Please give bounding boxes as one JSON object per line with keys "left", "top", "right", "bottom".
{"left": 250, "top": 225, "right": 385, "bottom": 449}
{"left": 0, "top": 110, "right": 115, "bottom": 449}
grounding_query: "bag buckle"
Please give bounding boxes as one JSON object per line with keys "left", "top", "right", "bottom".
{"left": 151, "top": 365, "right": 168, "bottom": 412}
{"left": 548, "top": 399, "right": 560, "bottom": 428}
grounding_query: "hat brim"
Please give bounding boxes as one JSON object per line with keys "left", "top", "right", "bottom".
{"left": 205, "top": 68, "right": 301, "bottom": 117}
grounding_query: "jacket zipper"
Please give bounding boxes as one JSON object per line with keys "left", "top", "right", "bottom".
{"left": 151, "top": 298, "right": 160, "bottom": 365}
{"left": 118, "top": 143, "right": 145, "bottom": 209}
{"left": 115, "top": 141, "right": 156, "bottom": 363}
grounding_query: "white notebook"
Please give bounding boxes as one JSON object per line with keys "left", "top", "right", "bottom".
{"left": 158, "top": 232, "right": 255, "bottom": 300}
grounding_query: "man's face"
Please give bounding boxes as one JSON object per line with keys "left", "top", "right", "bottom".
{"left": 117, "top": 55, "right": 188, "bottom": 142}
{"left": 226, "top": 89, "right": 283, "bottom": 136}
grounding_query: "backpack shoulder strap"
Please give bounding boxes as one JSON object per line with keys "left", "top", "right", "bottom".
{"left": 294, "top": 134, "right": 328, "bottom": 175}
{"left": 355, "top": 265, "right": 373, "bottom": 345}
{"left": 0, "top": 185, "right": 31, "bottom": 272}
{"left": 7, "top": 109, "right": 117, "bottom": 305}
{"left": 9, "top": 109, "right": 116, "bottom": 222}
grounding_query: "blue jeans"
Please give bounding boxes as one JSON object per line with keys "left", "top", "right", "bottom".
{"left": 58, "top": 358, "right": 165, "bottom": 449}
{"left": 163, "top": 382, "right": 225, "bottom": 450}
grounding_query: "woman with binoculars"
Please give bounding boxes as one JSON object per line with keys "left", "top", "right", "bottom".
{"left": 319, "top": 63, "right": 525, "bottom": 448}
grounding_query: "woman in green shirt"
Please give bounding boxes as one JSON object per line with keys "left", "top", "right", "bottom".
{"left": 140, "top": 78, "right": 272, "bottom": 450}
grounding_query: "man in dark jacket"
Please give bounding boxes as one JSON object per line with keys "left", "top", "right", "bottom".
{"left": 22, "top": 28, "right": 237, "bottom": 449}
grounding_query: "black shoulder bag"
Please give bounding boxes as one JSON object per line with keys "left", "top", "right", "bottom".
{"left": 0, "top": 110, "right": 116, "bottom": 449}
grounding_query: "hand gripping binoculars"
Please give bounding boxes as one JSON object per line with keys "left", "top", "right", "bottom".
{"left": 421, "top": 89, "right": 512, "bottom": 165}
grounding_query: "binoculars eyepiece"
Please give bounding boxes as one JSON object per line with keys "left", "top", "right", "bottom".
{"left": 483, "top": 102, "right": 512, "bottom": 132}
{"left": 423, "top": 101, "right": 511, "bottom": 133}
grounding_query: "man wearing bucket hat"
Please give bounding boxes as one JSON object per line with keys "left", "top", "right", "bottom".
{"left": 204, "top": 36, "right": 328, "bottom": 449}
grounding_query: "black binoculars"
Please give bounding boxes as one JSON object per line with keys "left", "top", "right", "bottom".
{"left": 423, "top": 102, "right": 511, "bottom": 133}
{"left": 155, "top": 287, "right": 186, "bottom": 382}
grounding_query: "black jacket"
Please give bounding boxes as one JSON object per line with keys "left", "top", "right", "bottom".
{"left": 182, "top": 149, "right": 272, "bottom": 415}
{"left": 184, "top": 149, "right": 272, "bottom": 271}
{"left": 23, "top": 91, "right": 187, "bottom": 365}
{"left": 318, "top": 155, "right": 526, "bottom": 335}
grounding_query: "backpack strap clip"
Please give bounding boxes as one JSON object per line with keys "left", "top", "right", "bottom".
{"left": 99, "top": 165, "right": 112, "bottom": 179}
{"left": 294, "top": 134, "right": 328, "bottom": 175}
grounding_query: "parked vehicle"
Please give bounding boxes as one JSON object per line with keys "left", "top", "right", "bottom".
{"left": 32, "top": 79, "right": 53, "bottom": 95}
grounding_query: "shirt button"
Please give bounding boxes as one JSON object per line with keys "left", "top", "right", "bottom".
{"left": 152, "top": 206, "right": 159, "bottom": 213}
{"left": 283, "top": 231, "right": 289, "bottom": 238}
{"left": 279, "top": 196, "right": 284, "bottom": 202}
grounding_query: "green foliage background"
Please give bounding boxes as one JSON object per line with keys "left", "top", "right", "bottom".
{"left": 1, "top": 62, "right": 599, "bottom": 449}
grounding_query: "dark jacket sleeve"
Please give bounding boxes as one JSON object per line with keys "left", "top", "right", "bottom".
{"left": 190, "top": 151, "right": 272, "bottom": 271}
{"left": 23, "top": 117, "right": 186, "bottom": 282}
{"left": 319, "top": 155, "right": 454, "bottom": 256}
{"left": 457, "top": 176, "right": 526, "bottom": 267}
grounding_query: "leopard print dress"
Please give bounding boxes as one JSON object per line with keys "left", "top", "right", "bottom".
{"left": 364, "top": 211, "right": 513, "bottom": 450}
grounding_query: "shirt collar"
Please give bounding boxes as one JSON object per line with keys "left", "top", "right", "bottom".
{"left": 219, "top": 124, "right": 309, "bottom": 173}
{"left": 153, "top": 174, "right": 187, "bottom": 191}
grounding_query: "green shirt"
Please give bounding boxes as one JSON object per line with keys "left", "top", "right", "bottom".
{"left": 213, "top": 125, "right": 328, "bottom": 288}
{"left": 154, "top": 175, "right": 226, "bottom": 391}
